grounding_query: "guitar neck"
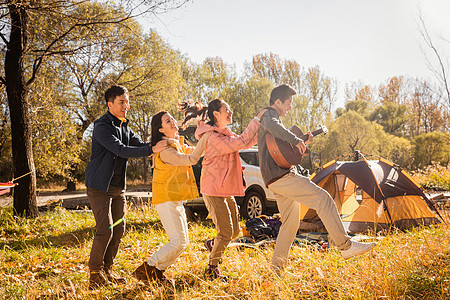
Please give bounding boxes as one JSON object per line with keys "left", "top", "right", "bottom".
{"left": 299, "top": 128, "right": 324, "bottom": 141}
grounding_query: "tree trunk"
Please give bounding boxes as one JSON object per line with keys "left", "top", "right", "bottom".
{"left": 5, "top": 3, "right": 38, "bottom": 217}
{"left": 66, "top": 162, "right": 78, "bottom": 191}
{"left": 66, "top": 179, "right": 77, "bottom": 192}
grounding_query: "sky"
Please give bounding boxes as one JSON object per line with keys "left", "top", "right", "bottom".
{"left": 140, "top": 0, "right": 450, "bottom": 105}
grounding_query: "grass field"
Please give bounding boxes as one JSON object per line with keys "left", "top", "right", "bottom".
{"left": 0, "top": 204, "right": 448, "bottom": 299}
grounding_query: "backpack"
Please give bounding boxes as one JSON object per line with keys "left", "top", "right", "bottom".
{"left": 245, "top": 217, "right": 277, "bottom": 241}
{"left": 264, "top": 217, "right": 282, "bottom": 237}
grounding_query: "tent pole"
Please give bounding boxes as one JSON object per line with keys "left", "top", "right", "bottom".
{"left": 360, "top": 152, "right": 394, "bottom": 228}
{"left": 382, "top": 199, "right": 394, "bottom": 227}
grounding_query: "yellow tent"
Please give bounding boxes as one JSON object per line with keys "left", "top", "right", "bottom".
{"left": 300, "top": 154, "right": 443, "bottom": 233}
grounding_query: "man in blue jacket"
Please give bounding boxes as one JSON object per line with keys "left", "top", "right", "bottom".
{"left": 85, "top": 84, "right": 166, "bottom": 289}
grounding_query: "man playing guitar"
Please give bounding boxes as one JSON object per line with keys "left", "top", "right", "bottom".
{"left": 257, "top": 83, "right": 376, "bottom": 276}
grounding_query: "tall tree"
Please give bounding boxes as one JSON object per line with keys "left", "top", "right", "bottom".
{"left": 300, "top": 66, "right": 337, "bottom": 130}
{"left": 246, "top": 54, "right": 337, "bottom": 131}
{"left": 320, "top": 111, "right": 385, "bottom": 162}
{"left": 280, "top": 59, "right": 308, "bottom": 128}
{"left": 181, "top": 56, "right": 237, "bottom": 104}
{"left": 410, "top": 79, "right": 446, "bottom": 136}
{"left": 372, "top": 76, "right": 413, "bottom": 135}
{"left": 249, "top": 53, "right": 283, "bottom": 84}
{"left": 227, "top": 76, "right": 273, "bottom": 133}
{"left": 0, "top": 0, "right": 188, "bottom": 217}
{"left": 338, "top": 82, "right": 377, "bottom": 118}
{"left": 378, "top": 76, "right": 411, "bottom": 105}
{"left": 2, "top": 1, "right": 38, "bottom": 216}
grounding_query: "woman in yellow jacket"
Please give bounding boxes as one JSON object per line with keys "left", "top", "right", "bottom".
{"left": 132, "top": 111, "right": 209, "bottom": 284}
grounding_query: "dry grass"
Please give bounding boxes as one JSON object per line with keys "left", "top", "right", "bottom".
{"left": 0, "top": 205, "right": 448, "bottom": 299}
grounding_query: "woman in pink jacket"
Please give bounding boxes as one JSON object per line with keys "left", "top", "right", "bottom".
{"left": 181, "top": 99, "right": 266, "bottom": 280}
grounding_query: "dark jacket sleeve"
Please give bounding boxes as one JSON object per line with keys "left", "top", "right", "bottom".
{"left": 260, "top": 109, "right": 301, "bottom": 147}
{"left": 93, "top": 122, "right": 151, "bottom": 158}
{"left": 129, "top": 128, "right": 149, "bottom": 147}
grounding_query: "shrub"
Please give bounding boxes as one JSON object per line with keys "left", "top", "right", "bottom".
{"left": 412, "top": 163, "right": 450, "bottom": 191}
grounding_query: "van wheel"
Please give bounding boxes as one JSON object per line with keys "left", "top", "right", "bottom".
{"left": 241, "top": 191, "right": 265, "bottom": 219}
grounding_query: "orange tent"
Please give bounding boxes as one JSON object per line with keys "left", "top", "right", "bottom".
{"left": 301, "top": 153, "right": 443, "bottom": 233}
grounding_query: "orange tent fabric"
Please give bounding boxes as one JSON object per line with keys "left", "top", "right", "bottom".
{"left": 300, "top": 155, "right": 443, "bottom": 233}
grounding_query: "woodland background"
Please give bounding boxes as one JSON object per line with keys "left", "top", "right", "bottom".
{"left": 0, "top": 1, "right": 449, "bottom": 217}
{"left": 0, "top": 2, "right": 449, "bottom": 298}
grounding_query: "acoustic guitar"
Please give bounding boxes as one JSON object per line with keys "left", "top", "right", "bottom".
{"left": 265, "top": 125, "right": 328, "bottom": 168}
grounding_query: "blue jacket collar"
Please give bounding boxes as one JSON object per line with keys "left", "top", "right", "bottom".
{"left": 106, "top": 111, "right": 128, "bottom": 126}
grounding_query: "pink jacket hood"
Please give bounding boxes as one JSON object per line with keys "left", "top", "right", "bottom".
{"left": 195, "top": 121, "right": 233, "bottom": 139}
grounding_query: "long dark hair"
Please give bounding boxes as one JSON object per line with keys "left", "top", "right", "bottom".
{"left": 150, "top": 111, "right": 168, "bottom": 146}
{"left": 178, "top": 99, "right": 224, "bottom": 128}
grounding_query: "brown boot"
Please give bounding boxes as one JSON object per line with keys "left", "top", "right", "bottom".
{"left": 88, "top": 269, "right": 111, "bottom": 290}
{"left": 205, "top": 264, "right": 228, "bottom": 281}
{"left": 103, "top": 265, "right": 127, "bottom": 284}
{"left": 132, "top": 262, "right": 164, "bottom": 282}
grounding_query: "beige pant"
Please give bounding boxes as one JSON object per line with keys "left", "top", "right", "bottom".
{"left": 203, "top": 195, "right": 240, "bottom": 266}
{"left": 147, "top": 201, "right": 189, "bottom": 270}
{"left": 268, "top": 173, "right": 351, "bottom": 270}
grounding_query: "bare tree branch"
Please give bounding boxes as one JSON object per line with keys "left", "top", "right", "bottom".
{"left": 417, "top": 9, "right": 450, "bottom": 108}
{"left": 0, "top": 25, "right": 8, "bottom": 44}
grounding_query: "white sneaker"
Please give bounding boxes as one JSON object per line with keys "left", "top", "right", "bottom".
{"left": 270, "top": 266, "right": 302, "bottom": 280}
{"left": 340, "top": 241, "right": 376, "bottom": 259}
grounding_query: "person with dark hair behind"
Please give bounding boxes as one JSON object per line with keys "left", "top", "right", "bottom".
{"left": 132, "top": 111, "right": 211, "bottom": 285}
{"left": 180, "top": 99, "right": 267, "bottom": 280}
{"left": 85, "top": 84, "right": 167, "bottom": 289}
{"left": 257, "top": 83, "right": 376, "bottom": 277}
